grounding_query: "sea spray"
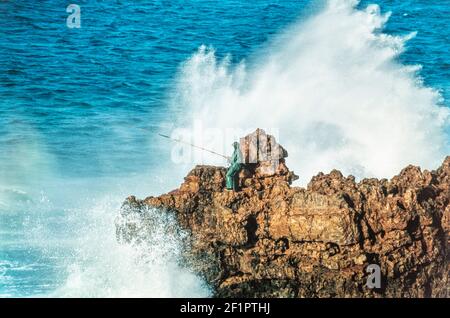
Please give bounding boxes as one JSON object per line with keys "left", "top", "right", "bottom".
{"left": 51, "top": 196, "right": 211, "bottom": 297}
{"left": 171, "top": 0, "right": 449, "bottom": 184}
{"left": 1, "top": 167, "right": 210, "bottom": 297}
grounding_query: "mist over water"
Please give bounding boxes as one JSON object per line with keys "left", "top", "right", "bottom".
{"left": 0, "top": 0, "right": 449, "bottom": 297}
{"left": 174, "top": 0, "right": 449, "bottom": 184}
{"left": 51, "top": 200, "right": 210, "bottom": 297}
{"left": 1, "top": 173, "right": 211, "bottom": 297}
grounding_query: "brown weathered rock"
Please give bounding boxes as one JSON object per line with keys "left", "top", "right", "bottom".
{"left": 116, "top": 154, "right": 450, "bottom": 298}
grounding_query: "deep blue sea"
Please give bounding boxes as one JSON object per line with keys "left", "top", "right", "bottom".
{"left": 0, "top": 0, "right": 448, "bottom": 297}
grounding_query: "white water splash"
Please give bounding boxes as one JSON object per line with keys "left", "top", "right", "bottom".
{"left": 172, "top": 0, "right": 449, "bottom": 184}
{"left": 50, "top": 198, "right": 210, "bottom": 298}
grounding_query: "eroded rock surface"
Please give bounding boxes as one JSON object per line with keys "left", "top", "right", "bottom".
{"left": 117, "top": 153, "right": 449, "bottom": 297}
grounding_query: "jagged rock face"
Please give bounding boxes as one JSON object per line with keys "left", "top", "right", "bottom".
{"left": 117, "top": 156, "right": 449, "bottom": 298}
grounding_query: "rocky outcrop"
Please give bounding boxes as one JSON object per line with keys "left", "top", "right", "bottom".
{"left": 116, "top": 133, "right": 449, "bottom": 297}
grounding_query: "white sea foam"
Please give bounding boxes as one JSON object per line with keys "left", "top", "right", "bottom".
{"left": 50, "top": 198, "right": 210, "bottom": 297}
{"left": 0, "top": 137, "right": 209, "bottom": 297}
{"left": 172, "top": 0, "right": 449, "bottom": 184}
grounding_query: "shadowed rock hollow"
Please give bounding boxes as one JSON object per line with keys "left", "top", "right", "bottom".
{"left": 116, "top": 131, "right": 449, "bottom": 298}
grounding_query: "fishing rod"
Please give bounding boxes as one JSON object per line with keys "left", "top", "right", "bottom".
{"left": 158, "top": 133, "right": 230, "bottom": 160}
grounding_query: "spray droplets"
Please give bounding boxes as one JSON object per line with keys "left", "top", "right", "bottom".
{"left": 173, "top": 0, "right": 449, "bottom": 184}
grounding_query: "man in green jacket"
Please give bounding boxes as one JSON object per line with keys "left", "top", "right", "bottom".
{"left": 226, "top": 142, "right": 243, "bottom": 191}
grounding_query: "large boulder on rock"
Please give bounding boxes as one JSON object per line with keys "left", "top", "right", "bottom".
{"left": 116, "top": 147, "right": 449, "bottom": 297}
{"left": 240, "top": 128, "right": 287, "bottom": 161}
{"left": 237, "top": 129, "right": 298, "bottom": 186}
{"left": 239, "top": 129, "right": 293, "bottom": 179}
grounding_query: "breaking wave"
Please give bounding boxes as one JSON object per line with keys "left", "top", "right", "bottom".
{"left": 173, "top": 0, "right": 449, "bottom": 184}
{"left": 51, "top": 198, "right": 210, "bottom": 297}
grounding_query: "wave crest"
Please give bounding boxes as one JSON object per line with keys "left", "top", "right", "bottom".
{"left": 173, "top": 0, "right": 449, "bottom": 184}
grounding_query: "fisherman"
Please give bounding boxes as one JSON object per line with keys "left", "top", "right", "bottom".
{"left": 226, "top": 142, "right": 243, "bottom": 191}
{"left": 157, "top": 133, "right": 245, "bottom": 191}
